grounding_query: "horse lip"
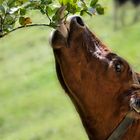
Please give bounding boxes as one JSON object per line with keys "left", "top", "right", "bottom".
{"left": 58, "top": 16, "right": 85, "bottom": 39}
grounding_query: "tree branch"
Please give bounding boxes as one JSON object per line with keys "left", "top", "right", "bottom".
{"left": 0, "top": 23, "right": 55, "bottom": 38}
{"left": 0, "top": 15, "right": 3, "bottom": 32}
{"left": 45, "top": 11, "right": 52, "bottom": 24}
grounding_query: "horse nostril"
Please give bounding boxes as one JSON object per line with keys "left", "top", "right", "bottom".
{"left": 75, "top": 16, "right": 85, "bottom": 27}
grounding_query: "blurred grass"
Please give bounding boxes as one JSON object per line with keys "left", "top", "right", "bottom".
{"left": 0, "top": 0, "right": 140, "bottom": 140}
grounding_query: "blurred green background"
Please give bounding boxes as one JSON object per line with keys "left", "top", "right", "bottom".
{"left": 0, "top": 0, "right": 140, "bottom": 140}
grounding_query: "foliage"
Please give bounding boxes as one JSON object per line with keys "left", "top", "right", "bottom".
{"left": 0, "top": 0, "right": 104, "bottom": 37}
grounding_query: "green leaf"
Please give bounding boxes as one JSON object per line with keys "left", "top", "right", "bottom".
{"left": 58, "top": 0, "right": 63, "bottom": 5}
{"left": 16, "top": 0, "right": 29, "bottom": 5}
{"left": 7, "top": 0, "right": 16, "bottom": 7}
{"left": 1, "top": 0, "right": 8, "bottom": 13}
{"left": 0, "top": 5, "right": 5, "bottom": 14}
{"left": 73, "top": 0, "right": 77, "bottom": 3}
{"left": 8, "top": 7, "right": 19, "bottom": 14}
{"left": 52, "top": 7, "right": 59, "bottom": 14}
{"left": 20, "top": 8, "right": 26, "bottom": 15}
{"left": 58, "top": 0, "right": 69, "bottom": 5}
{"left": 96, "top": 4, "right": 104, "bottom": 15}
{"left": 4, "top": 14, "right": 16, "bottom": 25}
{"left": 47, "top": 0, "right": 52, "bottom": 4}
{"left": 19, "top": 16, "right": 25, "bottom": 25}
{"left": 46, "top": 6, "right": 53, "bottom": 16}
{"left": 66, "top": 3, "right": 77, "bottom": 14}
{"left": 41, "top": 0, "right": 52, "bottom": 5}
{"left": 90, "top": 0, "right": 98, "bottom": 7}
{"left": 80, "top": 10, "right": 85, "bottom": 16}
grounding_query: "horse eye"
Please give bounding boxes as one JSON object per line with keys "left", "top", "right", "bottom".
{"left": 114, "top": 63, "right": 122, "bottom": 73}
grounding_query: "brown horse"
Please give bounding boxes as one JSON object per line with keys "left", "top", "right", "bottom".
{"left": 50, "top": 16, "right": 140, "bottom": 140}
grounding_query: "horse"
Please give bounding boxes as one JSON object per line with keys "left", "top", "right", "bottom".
{"left": 50, "top": 16, "right": 140, "bottom": 140}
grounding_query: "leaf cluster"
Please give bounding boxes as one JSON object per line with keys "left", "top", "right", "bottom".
{"left": 0, "top": 0, "right": 104, "bottom": 37}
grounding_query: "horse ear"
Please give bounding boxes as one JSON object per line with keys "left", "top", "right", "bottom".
{"left": 50, "top": 30, "right": 68, "bottom": 49}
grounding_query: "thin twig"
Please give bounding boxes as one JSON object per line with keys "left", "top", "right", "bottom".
{"left": 0, "top": 15, "right": 3, "bottom": 31}
{"left": 0, "top": 23, "right": 54, "bottom": 38}
{"left": 45, "top": 8, "right": 52, "bottom": 24}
